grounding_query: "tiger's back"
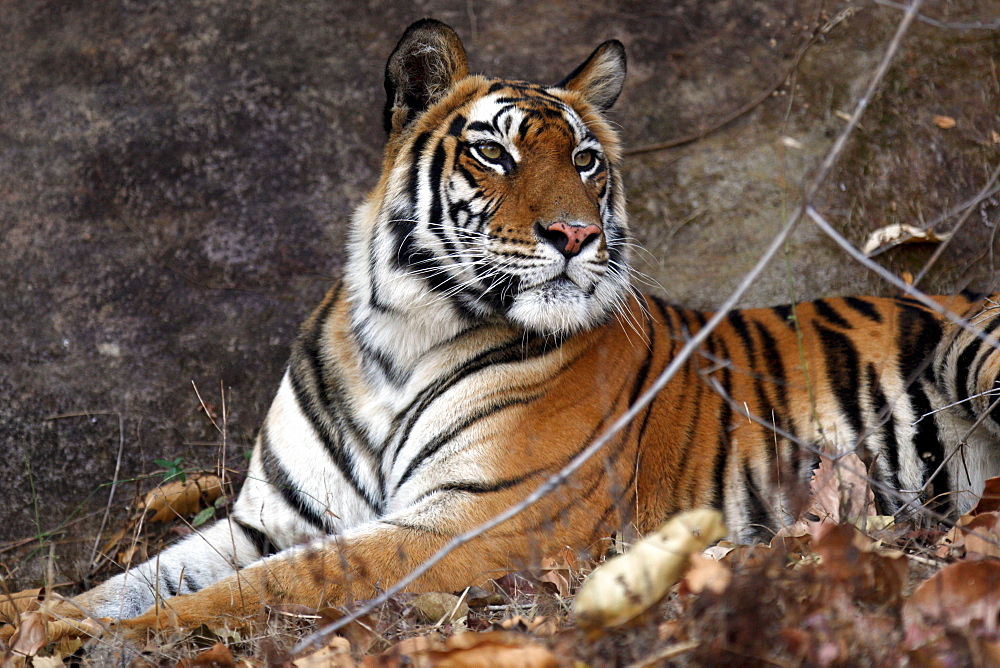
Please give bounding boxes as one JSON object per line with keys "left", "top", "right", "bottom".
{"left": 66, "top": 19, "right": 1000, "bottom": 633}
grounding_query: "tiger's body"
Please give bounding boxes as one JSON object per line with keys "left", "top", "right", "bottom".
{"left": 70, "top": 20, "right": 1000, "bottom": 633}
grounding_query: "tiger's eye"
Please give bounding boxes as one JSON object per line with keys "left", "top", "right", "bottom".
{"left": 574, "top": 150, "right": 595, "bottom": 168}
{"left": 478, "top": 142, "right": 503, "bottom": 160}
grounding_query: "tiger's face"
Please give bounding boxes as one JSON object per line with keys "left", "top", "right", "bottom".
{"left": 376, "top": 23, "right": 630, "bottom": 338}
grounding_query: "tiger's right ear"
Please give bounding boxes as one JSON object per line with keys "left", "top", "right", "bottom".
{"left": 384, "top": 19, "right": 469, "bottom": 135}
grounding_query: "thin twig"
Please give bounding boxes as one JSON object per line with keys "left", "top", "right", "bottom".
{"left": 89, "top": 413, "right": 126, "bottom": 570}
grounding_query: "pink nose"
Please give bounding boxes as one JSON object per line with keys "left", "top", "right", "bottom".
{"left": 539, "top": 221, "right": 602, "bottom": 258}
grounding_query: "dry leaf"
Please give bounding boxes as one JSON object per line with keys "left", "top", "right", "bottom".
{"left": 933, "top": 115, "right": 956, "bottom": 129}
{"left": 0, "top": 588, "right": 43, "bottom": 625}
{"left": 537, "top": 561, "right": 571, "bottom": 598}
{"left": 176, "top": 642, "right": 238, "bottom": 667}
{"left": 811, "top": 523, "right": 906, "bottom": 607}
{"left": 573, "top": 509, "right": 726, "bottom": 631}
{"left": 970, "top": 477, "right": 1000, "bottom": 515}
{"left": 936, "top": 511, "right": 1000, "bottom": 559}
{"left": 678, "top": 553, "right": 732, "bottom": 596}
{"left": 903, "top": 560, "right": 1000, "bottom": 649}
{"left": 807, "top": 452, "right": 876, "bottom": 523}
{"left": 991, "top": 130, "right": 1000, "bottom": 144}
{"left": 411, "top": 592, "right": 468, "bottom": 625}
{"left": 934, "top": 479, "right": 1000, "bottom": 557}
{"left": 862, "top": 223, "right": 950, "bottom": 256}
{"left": 498, "top": 615, "right": 558, "bottom": 636}
{"left": 372, "top": 631, "right": 556, "bottom": 668}
{"left": 295, "top": 637, "right": 355, "bottom": 667}
{"left": 435, "top": 631, "right": 557, "bottom": 668}
{"left": 9, "top": 612, "right": 47, "bottom": 657}
{"left": 140, "top": 473, "right": 224, "bottom": 523}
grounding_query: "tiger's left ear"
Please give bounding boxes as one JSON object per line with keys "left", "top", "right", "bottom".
{"left": 384, "top": 19, "right": 470, "bottom": 136}
{"left": 556, "top": 40, "right": 627, "bottom": 111}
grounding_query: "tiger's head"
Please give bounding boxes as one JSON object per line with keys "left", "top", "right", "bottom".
{"left": 356, "top": 19, "right": 629, "bottom": 339}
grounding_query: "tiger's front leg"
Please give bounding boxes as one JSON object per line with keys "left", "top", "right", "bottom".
{"left": 117, "top": 483, "right": 591, "bottom": 639}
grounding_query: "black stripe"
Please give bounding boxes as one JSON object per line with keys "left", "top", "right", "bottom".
{"left": 260, "top": 425, "right": 331, "bottom": 532}
{"left": 408, "top": 131, "right": 430, "bottom": 204}
{"left": 843, "top": 297, "right": 883, "bottom": 323}
{"left": 426, "top": 471, "right": 543, "bottom": 498}
{"left": 754, "top": 321, "right": 790, "bottom": 416}
{"left": 357, "top": 336, "right": 410, "bottom": 386}
{"left": 866, "top": 362, "right": 899, "bottom": 513}
{"left": 814, "top": 298, "right": 852, "bottom": 329}
{"left": 742, "top": 469, "right": 774, "bottom": 541}
{"left": 772, "top": 304, "right": 795, "bottom": 329}
{"left": 181, "top": 570, "right": 199, "bottom": 594}
{"left": 896, "top": 307, "right": 948, "bottom": 511}
{"left": 727, "top": 310, "right": 756, "bottom": 357}
{"left": 235, "top": 518, "right": 279, "bottom": 559}
{"left": 447, "top": 114, "right": 466, "bottom": 137}
{"left": 389, "top": 334, "right": 557, "bottom": 464}
{"left": 396, "top": 395, "right": 537, "bottom": 488}
{"left": 291, "top": 317, "right": 384, "bottom": 511}
{"left": 427, "top": 140, "right": 457, "bottom": 256}
{"left": 815, "top": 321, "right": 865, "bottom": 439}
{"left": 955, "top": 315, "right": 1000, "bottom": 413}
{"left": 713, "top": 337, "right": 733, "bottom": 509}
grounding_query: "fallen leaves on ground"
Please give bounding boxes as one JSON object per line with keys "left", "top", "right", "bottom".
{"left": 16, "top": 471, "right": 1000, "bottom": 666}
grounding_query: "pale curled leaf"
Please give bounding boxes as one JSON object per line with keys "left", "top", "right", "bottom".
{"left": 862, "top": 223, "right": 950, "bottom": 256}
{"left": 573, "top": 509, "right": 727, "bottom": 631}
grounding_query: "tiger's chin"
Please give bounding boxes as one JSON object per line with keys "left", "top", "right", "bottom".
{"left": 505, "top": 278, "right": 624, "bottom": 337}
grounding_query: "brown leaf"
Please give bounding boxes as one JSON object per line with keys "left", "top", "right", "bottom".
{"left": 294, "top": 637, "right": 355, "bottom": 667}
{"left": 903, "top": 560, "right": 1000, "bottom": 650}
{"left": 462, "top": 586, "right": 503, "bottom": 609}
{"left": 372, "top": 631, "right": 557, "bottom": 668}
{"left": 9, "top": 612, "right": 47, "bottom": 657}
{"left": 140, "top": 474, "right": 224, "bottom": 523}
{"left": 0, "top": 588, "right": 43, "bottom": 625}
{"left": 971, "top": 477, "right": 1000, "bottom": 515}
{"left": 536, "top": 569, "right": 570, "bottom": 598}
{"left": 678, "top": 553, "right": 732, "bottom": 597}
{"left": 811, "top": 523, "right": 906, "bottom": 607}
{"left": 176, "top": 642, "right": 237, "bottom": 667}
{"left": 807, "top": 453, "right": 876, "bottom": 523}
{"left": 935, "top": 511, "right": 1000, "bottom": 559}
{"left": 411, "top": 592, "right": 468, "bottom": 625}
{"left": 934, "top": 115, "right": 956, "bottom": 129}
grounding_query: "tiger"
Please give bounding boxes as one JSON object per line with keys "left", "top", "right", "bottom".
{"left": 59, "top": 18, "right": 1000, "bottom": 638}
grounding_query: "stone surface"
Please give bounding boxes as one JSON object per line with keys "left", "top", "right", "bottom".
{"left": 1, "top": 1, "right": 998, "bottom": 588}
